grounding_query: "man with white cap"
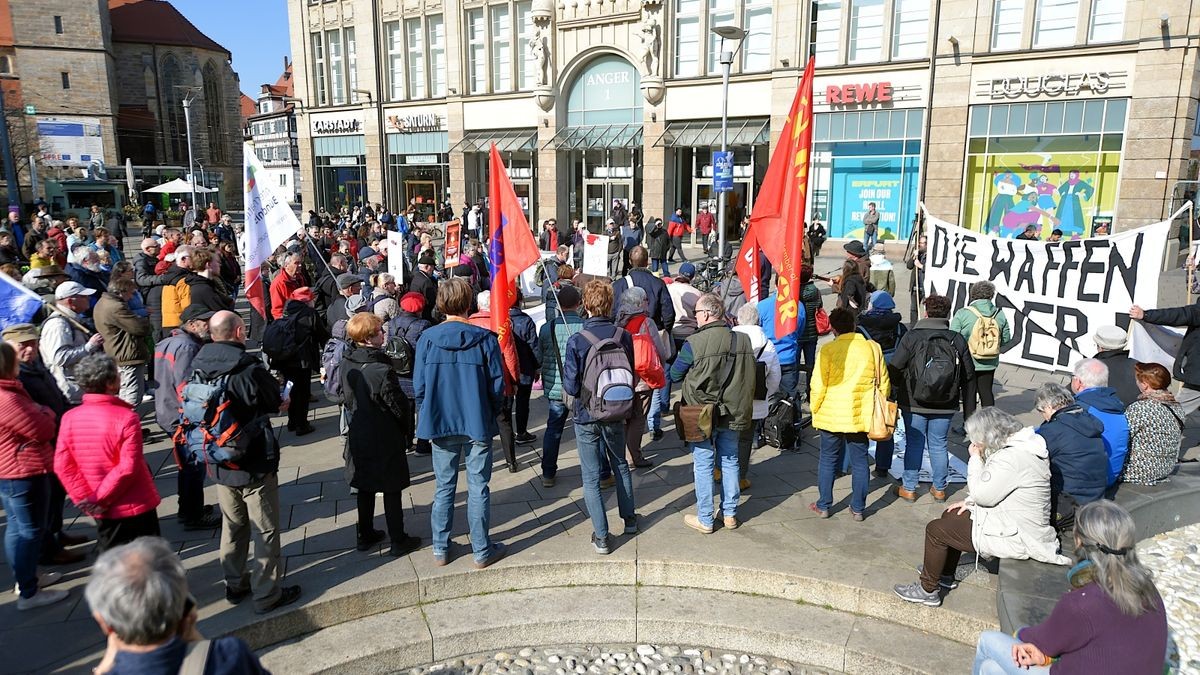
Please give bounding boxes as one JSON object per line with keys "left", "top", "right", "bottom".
{"left": 39, "top": 281, "right": 104, "bottom": 405}
{"left": 1091, "top": 325, "right": 1139, "bottom": 407}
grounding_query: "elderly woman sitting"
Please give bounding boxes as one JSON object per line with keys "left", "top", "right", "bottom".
{"left": 893, "top": 407, "right": 1069, "bottom": 607}
{"left": 1123, "top": 362, "right": 1184, "bottom": 485}
{"left": 971, "top": 500, "right": 1167, "bottom": 674}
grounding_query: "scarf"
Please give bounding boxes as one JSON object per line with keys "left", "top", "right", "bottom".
{"left": 1137, "top": 388, "right": 1178, "bottom": 405}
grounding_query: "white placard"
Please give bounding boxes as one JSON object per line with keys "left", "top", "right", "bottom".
{"left": 582, "top": 233, "right": 609, "bottom": 277}
{"left": 387, "top": 231, "right": 405, "bottom": 285}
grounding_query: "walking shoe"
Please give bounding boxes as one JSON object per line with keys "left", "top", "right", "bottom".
{"left": 651, "top": 429, "right": 663, "bottom": 442}
{"left": 225, "top": 586, "right": 251, "bottom": 605}
{"left": 182, "top": 510, "right": 222, "bottom": 530}
{"left": 850, "top": 511, "right": 865, "bottom": 522}
{"left": 592, "top": 533, "right": 611, "bottom": 555}
{"left": 723, "top": 516, "right": 739, "bottom": 530}
{"left": 893, "top": 581, "right": 942, "bottom": 607}
{"left": 255, "top": 585, "right": 302, "bottom": 614}
{"left": 58, "top": 531, "right": 88, "bottom": 547}
{"left": 356, "top": 529, "right": 386, "bottom": 551}
{"left": 872, "top": 468, "right": 890, "bottom": 478}
{"left": 918, "top": 565, "right": 960, "bottom": 589}
{"left": 16, "top": 588, "right": 68, "bottom": 611}
{"left": 515, "top": 432, "right": 537, "bottom": 445}
{"left": 683, "top": 514, "right": 714, "bottom": 534}
{"left": 895, "top": 486, "right": 918, "bottom": 503}
{"left": 623, "top": 515, "right": 639, "bottom": 535}
{"left": 473, "top": 542, "right": 508, "bottom": 569}
{"left": 541, "top": 475, "right": 556, "bottom": 488}
{"left": 389, "top": 535, "right": 422, "bottom": 557}
{"left": 40, "top": 548, "right": 85, "bottom": 566}
{"left": 507, "top": 462, "right": 520, "bottom": 474}
{"left": 808, "top": 503, "right": 830, "bottom": 519}
{"left": 12, "top": 572, "right": 63, "bottom": 596}
{"left": 929, "top": 487, "right": 948, "bottom": 503}
{"left": 294, "top": 424, "right": 316, "bottom": 436}
{"left": 633, "top": 458, "right": 653, "bottom": 468}
{"left": 599, "top": 476, "right": 616, "bottom": 489}
{"left": 739, "top": 478, "right": 751, "bottom": 490}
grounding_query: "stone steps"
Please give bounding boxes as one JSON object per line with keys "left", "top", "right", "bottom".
{"left": 257, "top": 586, "right": 976, "bottom": 675}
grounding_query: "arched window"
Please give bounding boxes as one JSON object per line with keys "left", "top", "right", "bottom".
{"left": 160, "top": 54, "right": 186, "bottom": 163}
{"left": 202, "top": 61, "right": 226, "bottom": 164}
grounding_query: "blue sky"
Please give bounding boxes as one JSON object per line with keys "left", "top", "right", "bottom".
{"left": 171, "top": 0, "right": 292, "bottom": 97}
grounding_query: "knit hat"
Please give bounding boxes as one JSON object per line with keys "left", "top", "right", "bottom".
{"left": 400, "top": 291, "right": 425, "bottom": 314}
{"left": 868, "top": 290, "right": 896, "bottom": 311}
{"left": 290, "top": 287, "right": 315, "bottom": 303}
{"left": 1093, "top": 325, "right": 1127, "bottom": 350}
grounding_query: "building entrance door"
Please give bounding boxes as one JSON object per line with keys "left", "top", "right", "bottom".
{"left": 583, "top": 180, "right": 634, "bottom": 232}
{"left": 691, "top": 180, "right": 752, "bottom": 248}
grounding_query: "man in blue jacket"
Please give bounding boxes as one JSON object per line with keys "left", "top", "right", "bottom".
{"left": 1070, "top": 358, "right": 1130, "bottom": 487}
{"left": 414, "top": 278, "right": 507, "bottom": 569}
{"left": 611, "top": 246, "right": 675, "bottom": 333}
{"left": 1034, "top": 383, "right": 1109, "bottom": 529}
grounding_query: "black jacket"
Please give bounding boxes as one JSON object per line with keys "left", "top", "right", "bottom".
{"left": 1141, "top": 304, "right": 1200, "bottom": 386}
{"left": 646, "top": 220, "right": 670, "bottom": 260}
{"left": 189, "top": 341, "right": 282, "bottom": 486}
{"left": 326, "top": 295, "right": 349, "bottom": 330}
{"left": 1036, "top": 403, "right": 1108, "bottom": 506}
{"left": 888, "top": 317, "right": 975, "bottom": 415}
{"left": 341, "top": 346, "right": 411, "bottom": 493}
{"left": 409, "top": 269, "right": 438, "bottom": 321}
{"left": 858, "top": 310, "right": 904, "bottom": 353}
{"left": 19, "top": 359, "right": 70, "bottom": 421}
{"left": 186, "top": 275, "right": 235, "bottom": 315}
{"left": 611, "top": 268, "right": 675, "bottom": 332}
{"left": 1093, "top": 349, "right": 1141, "bottom": 406}
{"left": 838, "top": 274, "right": 869, "bottom": 313}
{"left": 275, "top": 300, "right": 329, "bottom": 371}
{"left": 509, "top": 307, "right": 540, "bottom": 379}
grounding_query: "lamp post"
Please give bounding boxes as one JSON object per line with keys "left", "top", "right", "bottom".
{"left": 711, "top": 25, "right": 747, "bottom": 262}
{"left": 182, "top": 90, "right": 198, "bottom": 215}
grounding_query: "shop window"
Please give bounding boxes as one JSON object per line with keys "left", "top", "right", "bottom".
{"left": 429, "top": 16, "right": 446, "bottom": 97}
{"left": 1088, "top": 0, "right": 1123, "bottom": 43}
{"left": 326, "top": 29, "right": 345, "bottom": 105}
{"left": 674, "top": 0, "right": 701, "bottom": 77}
{"left": 491, "top": 5, "right": 512, "bottom": 91}
{"left": 1033, "top": 0, "right": 1078, "bottom": 48}
{"left": 741, "top": 0, "right": 772, "bottom": 71}
{"left": 407, "top": 19, "right": 425, "bottom": 99}
{"left": 891, "top": 0, "right": 928, "bottom": 60}
{"left": 707, "top": 0, "right": 736, "bottom": 75}
{"left": 848, "top": 0, "right": 884, "bottom": 63}
{"left": 813, "top": 0, "right": 842, "bottom": 66}
{"left": 991, "top": 0, "right": 1024, "bottom": 50}
{"left": 61, "top": 71, "right": 70, "bottom": 89}
{"left": 385, "top": 22, "right": 404, "bottom": 101}
{"left": 311, "top": 32, "right": 327, "bottom": 106}
{"left": 466, "top": 9, "right": 486, "bottom": 94}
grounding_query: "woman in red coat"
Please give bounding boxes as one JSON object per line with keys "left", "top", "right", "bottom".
{"left": 0, "top": 342, "right": 66, "bottom": 610}
{"left": 55, "top": 353, "right": 160, "bottom": 552}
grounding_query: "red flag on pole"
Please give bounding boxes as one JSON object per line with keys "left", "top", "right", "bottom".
{"left": 749, "top": 57, "right": 815, "bottom": 336}
{"left": 735, "top": 224, "right": 760, "bottom": 302}
{"left": 487, "top": 143, "right": 541, "bottom": 390}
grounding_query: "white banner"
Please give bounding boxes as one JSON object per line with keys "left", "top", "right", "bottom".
{"left": 582, "top": 234, "right": 609, "bottom": 277}
{"left": 243, "top": 142, "right": 302, "bottom": 278}
{"left": 1129, "top": 322, "right": 1183, "bottom": 372}
{"left": 386, "top": 231, "right": 405, "bottom": 285}
{"left": 923, "top": 210, "right": 1172, "bottom": 372}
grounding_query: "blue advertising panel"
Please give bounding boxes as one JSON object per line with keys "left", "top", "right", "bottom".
{"left": 825, "top": 152, "right": 919, "bottom": 241}
{"left": 713, "top": 151, "right": 733, "bottom": 193}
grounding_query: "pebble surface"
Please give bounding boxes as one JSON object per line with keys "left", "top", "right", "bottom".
{"left": 404, "top": 645, "right": 835, "bottom": 675}
{"left": 1138, "top": 522, "right": 1200, "bottom": 674}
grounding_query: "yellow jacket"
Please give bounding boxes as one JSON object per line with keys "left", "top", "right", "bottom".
{"left": 811, "top": 333, "right": 889, "bottom": 433}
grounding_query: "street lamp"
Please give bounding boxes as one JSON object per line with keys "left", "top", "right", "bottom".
{"left": 181, "top": 88, "right": 199, "bottom": 216}
{"left": 711, "top": 25, "right": 748, "bottom": 262}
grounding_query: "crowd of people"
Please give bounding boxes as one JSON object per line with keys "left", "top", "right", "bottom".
{"left": 0, "top": 199, "right": 1188, "bottom": 673}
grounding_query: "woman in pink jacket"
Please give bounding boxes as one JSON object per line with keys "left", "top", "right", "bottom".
{"left": 0, "top": 341, "right": 66, "bottom": 610}
{"left": 55, "top": 353, "right": 160, "bottom": 552}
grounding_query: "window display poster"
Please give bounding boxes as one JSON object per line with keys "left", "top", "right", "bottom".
{"left": 825, "top": 156, "right": 917, "bottom": 242}
{"left": 582, "top": 234, "right": 610, "bottom": 276}
{"left": 961, "top": 151, "right": 1121, "bottom": 239}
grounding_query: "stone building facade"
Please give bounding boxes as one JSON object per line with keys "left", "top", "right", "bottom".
{"left": 288, "top": 0, "right": 1199, "bottom": 241}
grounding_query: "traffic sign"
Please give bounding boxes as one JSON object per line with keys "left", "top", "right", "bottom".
{"left": 713, "top": 151, "right": 733, "bottom": 193}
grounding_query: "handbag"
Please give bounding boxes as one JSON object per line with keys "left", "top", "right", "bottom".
{"left": 674, "top": 331, "right": 738, "bottom": 442}
{"left": 867, "top": 343, "right": 898, "bottom": 441}
{"left": 815, "top": 307, "right": 831, "bottom": 336}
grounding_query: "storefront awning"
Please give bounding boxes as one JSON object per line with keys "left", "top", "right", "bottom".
{"left": 542, "top": 123, "right": 644, "bottom": 151}
{"left": 449, "top": 129, "right": 538, "bottom": 154}
{"left": 652, "top": 118, "right": 770, "bottom": 148}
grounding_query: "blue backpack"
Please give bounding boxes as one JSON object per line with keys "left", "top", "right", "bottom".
{"left": 173, "top": 372, "right": 255, "bottom": 472}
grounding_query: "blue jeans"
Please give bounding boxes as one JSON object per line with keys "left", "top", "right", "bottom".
{"left": 972, "top": 631, "right": 1049, "bottom": 675}
{"left": 430, "top": 436, "right": 494, "bottom": 561}
{"left": 902, "top": 411, "right": 953, "bottom": 491}
{"left": 651, "top": 259, "right": 671, "bottom": 275}
{"left": 818, "top": 431, "right": 868, "bottom": 513}
{"left": 691, "top": 427, "right": 740, "bottom": 526}
{"left": 575, "top": 421, "right": 635, "bottom": 539}
{"left": 0, "top": 474, "right": 51, "bottom": 598}
{"left": 864, "top": 230, "right": 877, "bottom": 251}
{"left": 541, "top": 400, "right": 569, "bottom": 478}
{"left": 648, "top": 378, "right": 671, "bottom": 433}
{"left": 864, "top": 415, "right": 906, "bottom": 473}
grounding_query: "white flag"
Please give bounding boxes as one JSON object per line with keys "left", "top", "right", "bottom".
{"left": 243, "top": 142, "right": 303, "bottom": 316}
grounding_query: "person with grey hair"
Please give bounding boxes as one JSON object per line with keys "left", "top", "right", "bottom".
{"left": 972, "top": 500, "right": 1167, "bottom": 674}
{"left": 268, "top": 249, "right": 307, "bottom": 320}
{"left": 616, "top": 285, "right": 669, "bottom": 469}
{"left": 950, "top": 280, "right": 1011, "bottom": 426}
{"left": 1070, "top": 358, "right": 1130, "bottom": 488}
{"left": 65, "top": 242, "right": 109, "bottom": 308}
{"left": 86, "top": 537, "right": 268, "bottom": 673}
{"left": 55, "top": 353, "right": 160, "bottom": 551}
{"left": 732, "top": 302, "right": 780, "bottom": 487}
{"left": 1034, "top": 383, "right": 1108, "bottom": 530}
{"left": 93, "top": 277, "right": 153, "bottom": 406}
{"left": 894, "top": 407, "right": 1068, "bottom": 607}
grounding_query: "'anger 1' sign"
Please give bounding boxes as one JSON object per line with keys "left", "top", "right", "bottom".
{"left": 922, "top": 212, "right": 1171, "bottom": 372}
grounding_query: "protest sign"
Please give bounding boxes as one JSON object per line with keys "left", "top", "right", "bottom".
{"left": 923, "top": 210, "right": 1172, "bottom": 371}
{"left": 582, "top": 234, "right": 609, "bottom": 277}
{"left": 386, "top": 231, "right": 405, "bottom": 284}
{"left": 444, "top": 221, "right": 461, "bottom": 267}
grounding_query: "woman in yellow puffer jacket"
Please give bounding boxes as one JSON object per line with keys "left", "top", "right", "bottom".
{"left": 809, "top": 307, "right": 889, "bottom": 521}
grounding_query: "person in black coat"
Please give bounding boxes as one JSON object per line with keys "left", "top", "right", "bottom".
{"left": 610, "top": 246, "right": 676, "bottom": 332}
{"left": 508, "top": 298, "right": 540, "bottom": 444}
{"left": 272, "top": 292, "right": 330, "bottom": 436}
{"left": 1130, "top": 300, "right": 1200, "bottom": 418}
{"left": 340, "top": 312, "right": 420, "bottom": 557}
{"left": 388, "top": 292, "right": 434, "bottom": 453}
{"left": 409, "top": 251, "right": 440, "bottom": 322}
{"left": 836, "top": 259, "right": 869, "bottom": 314}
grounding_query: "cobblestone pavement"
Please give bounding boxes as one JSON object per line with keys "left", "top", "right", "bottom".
{"left": 408, "top": 646, "right": 832, "bottom": 675}
{"left": 1139, "top": 522, "right": 1200, "bottom": 673}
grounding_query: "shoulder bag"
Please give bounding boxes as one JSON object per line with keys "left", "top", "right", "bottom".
{"left": 867, "top": 342, "right": 898, "bottom": 441}
{"left": 674, "top": 331, "right": 738, "bottom": 442}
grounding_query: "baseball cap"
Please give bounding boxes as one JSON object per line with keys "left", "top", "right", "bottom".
{"left": 1, "top": 323, "right": 39, "bottom": 343}
{"left": 55, "top": 281, "right": 96, "bottom": 300}
{"left": 678, "top": 262, "right": 697, "bottom": 279}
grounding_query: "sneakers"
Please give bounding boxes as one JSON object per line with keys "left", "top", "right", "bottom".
{"left": 723, "top": 516, "right": 739, "bottom": 530}
{"left": 515, "top": 432, "right": 537, "bottom": 445}
{"left": 356, "top": 529, "right": 386, "bottom": 551}
{"left": 623, "top": 515, "right": 639, "bottom": 535}
{"left": 182, "top": 510, "right": 222, "bottom": 531}
{"left": 929, "top": 487, "right": 948, "bottom": 503}
{"left": 684, "top": 514, "right": 714, "bottom": 534}
{"left": 256, "top": 585, "right": 302, "bottom": 614}
{"left": 473, "top": 542, "right": 508, "bottom": 569}
{"left": 592, "top": 533, "right": 610, "bottom": 555}
{"left": 895, "top": 486, "right": 918, "bottom": 503}
{"left": 16, "top": 588, "right": 69, "bottom": 611}
{"left": 541, "top": 475, "right": 556, "bottom": 488}
{"left": 12, "top": 571, "right": 63, "bottom": 596}
{"left": 893, "top": 581, "right": 942, "bottom": 607}
{"left": 850, "top": 511, "right": 865, "bottom": 522}
{"left": 808, "top": 503, "right": 830, "bottom": 519}
{"left": 599, "top": 476, "right": 616, "bottom": 489}
{"left": 918, "top": 566, "right": 960, "bottom": 589}
{"left": 389, "top": 535, "right": 422, "bottom": 557}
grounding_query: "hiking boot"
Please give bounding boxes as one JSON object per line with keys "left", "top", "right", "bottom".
{"left": 893, "top": 581, "right": 942, "bottom": 607}
{"left": 684, "top": 514, "right": 714, "bottom": 534}
{"left": 929, "top": 487, "right": 948, "bottom": 503}
{"left": 592, "top": 533, "right": 610, "bottom": 555}
{"left": 895, "top": 486, "right": 918, "bottom": 503}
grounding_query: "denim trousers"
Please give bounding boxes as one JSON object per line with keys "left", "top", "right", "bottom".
{"left": 691, "top": 427, "right": 740, "bottom": 526}
{"left": 430, "top": 435, "right": 494, "bottom": 561}
{"left": 650, "top": 258, "right": 671, "bottom": 276}
{"left": 902, "top": 411, "right": 953, "bottom": 491}
{"left": 541, "top": 399, "right": 569, "bottom": 478}
{"left": 818, "top": 431, "right": 869, "bottom": 513}
{"left": 972, "top": 631, "right": 1049, "bottom": 675}
{"left": 647, "top": 378, "right": 672, "bottom": 433}
{"left": 575, "top": 421, "right": 634, "bottom": 539}
{"left": 0, "top": 474, "right": 51, "bottom": 598}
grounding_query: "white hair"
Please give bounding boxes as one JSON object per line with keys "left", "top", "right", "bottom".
{"left": 477, "top": 290, "right": 491, "bottom": 312}
{"left": 617, "top": 286, "right": 648, "bottom": 317}
{"left": 1073, "top": 358, "right": 1109, "bottom": 389}
{"left": 964, "top": 407, "right": 1025, "bottom": 460}
{"left": 736, "top": 303, "right": 760, "bottom": 326}
{"left": 85, "top": 537, "right": 188, "bottom": 645}
{"left": 72, "top": 245, "right": 93, "bottom": 264}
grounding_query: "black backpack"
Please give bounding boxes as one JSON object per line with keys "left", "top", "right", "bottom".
{"left": 762, "top": 398, "right": 796, "bottom": 449}
{"left": 262, "top": 313, "right": 306, "bottom": 365}
{"left": 384, "top": 335, "right": 414, "bottom": 376}
{"left": 905, "top": 333, "right": 962, "bottom": 407}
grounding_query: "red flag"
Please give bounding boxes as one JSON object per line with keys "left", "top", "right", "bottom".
{"left": 245, "top": 266, "right": 266, "bottom": 318}
{"left": 749, "top": 57, "right": 815, "bottom": 336}
{"left": 735, "top": 224, "right": 760, "bottom": 302}
{"left": 487, "top": 143, "right": 541, "bottom": 390}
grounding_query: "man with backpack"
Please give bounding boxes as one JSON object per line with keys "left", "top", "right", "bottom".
{"left": 670, "top": 293, "right": 755, "bottom": 534}
{"left": 950, "top": 281, "right": 1011, "bottom": 427}
{"left": 184, "top": 310, "right": 301, "bottom": 614}
{"left": 889, "top": 294, "right": 974, "bottom": 503}
{"left": 562, "top": 280, "right": 639, "bottom": 554}
{"left": 262, "top": 288, "right": 329, "bottom": 436}
{"left": 611, "top": 247, "right": 675, "bottom": 335}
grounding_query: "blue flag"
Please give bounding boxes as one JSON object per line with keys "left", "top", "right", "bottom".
{"left": 0, "top": 272, "right": 44, "bottom": 330}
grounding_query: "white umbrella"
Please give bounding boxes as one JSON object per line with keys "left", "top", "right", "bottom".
{"left": 143, "top": 177, "right": 216, "bottom": 194}
{"left": 125, "top": 157, "right": 136, "bottom": 202}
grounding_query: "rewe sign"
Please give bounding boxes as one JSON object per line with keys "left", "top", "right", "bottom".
{"left": 825, "top": 82, "right": 893, "bottom": 106}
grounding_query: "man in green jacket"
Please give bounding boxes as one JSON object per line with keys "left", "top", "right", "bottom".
{"left": 949, "top": 280, "right": 1012, "bottom": 427}
{"left": 669, "top": 293, "right": 755, "bottom": 534}
{"left": 93, "top": 278, "right": 152, "bottom": 407}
